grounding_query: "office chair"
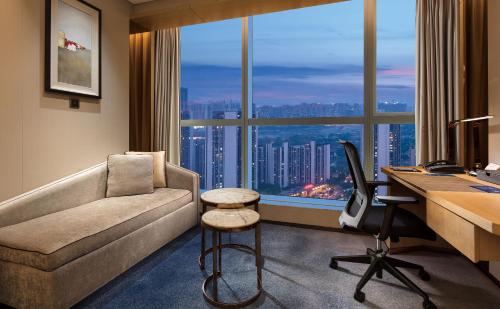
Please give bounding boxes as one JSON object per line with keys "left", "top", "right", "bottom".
{"left": 330, "top": 141, "right": 437, "bottom": 309}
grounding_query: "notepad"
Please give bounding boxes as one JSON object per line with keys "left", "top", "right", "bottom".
{"left": 392, "top": 167, "right": 420, "bottom": 172}
{"left": 471, "top": 185, "right": 500, "bottom": 193}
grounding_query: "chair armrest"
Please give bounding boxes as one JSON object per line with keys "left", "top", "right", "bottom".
{"left": 166, "top": 163, "right": 200, "bottom": 211}
{"left": 376, "top": 195, "right": 418, "bottom": 204}
{"left": 375, "top": 195, "right": 418, "bottom": 240}
{"left": 366, "top": 180, "right": 391, "bottom": 187}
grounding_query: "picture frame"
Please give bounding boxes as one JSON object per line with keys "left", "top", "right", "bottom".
{"left": 45, "top": 0, "right": 101, "bottom": 99}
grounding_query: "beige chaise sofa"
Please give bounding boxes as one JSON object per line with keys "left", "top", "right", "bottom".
{"left": 0, "top": 162, "right": 199, "bottom": 308}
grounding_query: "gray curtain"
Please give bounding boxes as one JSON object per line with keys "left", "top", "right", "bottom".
{"left": 415, "top": 0, "right": 459, "bottom": 164}
{"left": 153, "top": 28, "right": 180, "bottom": 164}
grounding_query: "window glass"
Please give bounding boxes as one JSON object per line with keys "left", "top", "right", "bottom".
{"left": 252, "top": 1, "right": 364, "bottom": 118}
{"left": 376, "top": 0, "right": 416, "bottom": 113}
{"left": 374, "top": 124, "right": 416, "bottom": 194}
{"left": 251, "top": 125, "right": 363, "bottom": 201}
{"left": 181, "top": 126, "right": 242, "bottom": 190}
{"left": 181, "top": 19, "right": 242, "bottom": 120}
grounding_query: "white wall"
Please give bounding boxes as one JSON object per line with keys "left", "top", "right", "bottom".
{"left": 0, "top": 0, "right": 131, "bottom": 201}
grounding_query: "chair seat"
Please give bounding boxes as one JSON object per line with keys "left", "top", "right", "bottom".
{"left": 0, "top": 188, "right": 192, "bottom": 271}
{"left": 361, "top": 206, "right": 436, "bottom": 241}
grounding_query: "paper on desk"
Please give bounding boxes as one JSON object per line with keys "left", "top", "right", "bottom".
{"left": 485, "top": 163, "right": 500, "bottom": 171}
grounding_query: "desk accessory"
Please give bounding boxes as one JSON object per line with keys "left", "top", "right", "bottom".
{"left": 470, "top": 185, "right": 500, "bottom": 194}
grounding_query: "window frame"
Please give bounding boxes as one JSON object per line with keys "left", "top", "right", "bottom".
{"left": 180, "top": 0, "right": 415, "bottom": 207}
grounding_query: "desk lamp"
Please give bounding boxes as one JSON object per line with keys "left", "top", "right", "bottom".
{"left": 448, "top": 115, "right": 494, "bottom": 169}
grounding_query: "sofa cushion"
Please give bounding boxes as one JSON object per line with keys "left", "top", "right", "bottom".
{"left": 106, "top": 154, "right": 154, "bottom": 197}
{"left": 0, "top": 188, "right": 192, "bottom": 271}
{"left": 125, "top": 151, "right": 167, "bottom": 188}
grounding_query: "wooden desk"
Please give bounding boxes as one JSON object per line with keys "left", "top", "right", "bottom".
{"left": 382, "top": 167, "right": 500, "bottom": 262}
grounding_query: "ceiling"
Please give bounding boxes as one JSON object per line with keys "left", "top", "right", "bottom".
{"left": 130, "top": 0, "right": 345, "bottom": 33}
{"left": 128, "top": 0, "right": 154, "bottom": 4}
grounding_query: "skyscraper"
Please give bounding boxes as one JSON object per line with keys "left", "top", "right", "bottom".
{"left": 180, "top": 88, "right": 192, "bottom": 170}
{"left": 315, "top": 144, "right": 331, "bottom": 184}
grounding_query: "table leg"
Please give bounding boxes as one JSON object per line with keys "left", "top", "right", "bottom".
{"left": 200, "top": 224, "right": 205, "bottom": 269}
{"left": 255, "top": 222, "right": 262, "bottom": 290}
{"left": 212, "top": 230, "right": 218, "bottom": 301}
{"left": 218, "top": 231, "right": 222, "bottom": 274}
{"left": 200, "top": 203, "right": 207, "bottom": 269}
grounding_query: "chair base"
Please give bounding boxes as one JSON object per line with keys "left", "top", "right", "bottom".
{"left": 330, "top": 248, "right": 436, "bottom": 309}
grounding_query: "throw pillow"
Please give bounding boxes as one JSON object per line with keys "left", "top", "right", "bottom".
{"left": 125, "top": 151, "right": 167, "bottom": 187}
{"left": 106, "top": 154, "right": 154, "bottom": 197}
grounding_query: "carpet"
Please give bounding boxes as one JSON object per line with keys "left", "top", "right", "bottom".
{"left": 76, "top": 223, "right": 500, "bottom": 308}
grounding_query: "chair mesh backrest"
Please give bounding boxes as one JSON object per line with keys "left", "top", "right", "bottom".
{"left": 339, "top": 141, "right": 372, "bottom": 229}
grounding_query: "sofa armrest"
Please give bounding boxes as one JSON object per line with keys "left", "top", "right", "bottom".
{"left": 166, "top": 163, "right": 200, "bottom": 215}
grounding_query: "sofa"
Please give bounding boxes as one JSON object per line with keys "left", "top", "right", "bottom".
{"left": 0, "top": 161, "right": 199, "bottom": 308}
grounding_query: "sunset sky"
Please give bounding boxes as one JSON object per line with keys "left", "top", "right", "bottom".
{"left": 181, "top": 0, "right": 416, "bottom": 110}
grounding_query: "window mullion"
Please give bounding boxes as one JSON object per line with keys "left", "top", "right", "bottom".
{"left": 364, "top": 0, "right": 376, "bottom": 180}
{"left": 242, "top": 17, "right": 250, "bottom": 189}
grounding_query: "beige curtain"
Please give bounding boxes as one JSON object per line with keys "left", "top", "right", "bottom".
{"left": 464, "top": 0, "right": 488, "bottom": 168}
{"left": 153, "top": 28, "right": 180, "bottom": 164}
{"left": 129, "top": 32, "right": 152, "bottom": 152}
{"left": 415, "top": 0, "right": 459, "bottom": 164}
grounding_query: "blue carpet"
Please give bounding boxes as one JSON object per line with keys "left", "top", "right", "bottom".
{"left": 76, "top": 223, "right": 500, "bottom": 309}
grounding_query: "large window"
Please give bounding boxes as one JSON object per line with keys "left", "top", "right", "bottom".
{"left": 181, "top": 0, "right": 416, "bottom": 207}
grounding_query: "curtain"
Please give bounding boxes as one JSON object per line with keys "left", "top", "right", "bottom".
{"left": 129, "top": 32, "right": 152, "bottom": 151}
{"left": 464, "top": 0, "right": 488, "bottom": 169}
{"left": 153, "top": 28, "right": 181, "bottom": 164}
{"left": 415, "top": 0, "right": 459, "bottom": 164}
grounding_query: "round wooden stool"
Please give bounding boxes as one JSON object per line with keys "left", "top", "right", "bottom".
{"left": 201, "top": 208, "right": 262, "bottom": 308}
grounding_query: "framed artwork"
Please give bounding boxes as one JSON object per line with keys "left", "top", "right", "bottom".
{"left": 45, "top": 0, "right": 101, "bottom": 98}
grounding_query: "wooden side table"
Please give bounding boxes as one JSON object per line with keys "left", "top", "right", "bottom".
{"left": 199, "top": 188, "right": 260, "bottom": 269}
{"left": 201, "top": 208, "right": 262, "bottom": 308}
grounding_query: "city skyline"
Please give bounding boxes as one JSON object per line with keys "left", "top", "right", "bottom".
{"left": 180, "top": 87, "right": 415, "bottom": 200}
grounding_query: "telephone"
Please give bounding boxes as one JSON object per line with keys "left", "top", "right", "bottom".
{"left": 422, "top": 160, "right": 466, "bottom": 174}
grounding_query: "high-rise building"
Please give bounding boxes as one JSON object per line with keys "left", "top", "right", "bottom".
{"left": 180, "top": 88, "right": 192, "bottom": 170}
{"left": 255, "top": 140, "right": 332, "bottom": 191}
{"left": 193, "top": 136, "right": 206, "bottom": 189}
{"left": 315, "top": 144, "right": 331, "bottom": 183}
{"left": 374, "top": 124, "right": 403, "bottom": 194}
{"left": 265, "top": 143, "right": 275, "bottom": 185}
{"left": 274, "top": 142, "right": 289, "bottom": 188}
{"left": 252, "top": 126, "right": 259, "bottom": 189}
{"left": 180, "top": 87, "right": 188, "bottom": 114}
{"left": 204, "top": 111, "right": 241, "bottom": 189}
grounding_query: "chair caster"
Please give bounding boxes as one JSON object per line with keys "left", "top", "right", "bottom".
{"left": 423, "top": 299, "right": 436, "bottom": 309}
{"left": 419, "top": 269, "right": 431, "bottom": 281}
{"left": 329, "top": 259, "right": 338, "bottom": 270}
{"left": 354, "top": 290, "right": 365, "bottom": 303}
{"left": 376, "top": 269, "right": 383, "bottom": 279}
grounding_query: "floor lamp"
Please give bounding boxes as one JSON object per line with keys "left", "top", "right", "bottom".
{"left": 448, "top": 115, "right": 494, "bottom": 169}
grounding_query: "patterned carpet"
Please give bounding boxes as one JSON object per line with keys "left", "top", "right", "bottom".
{"left": 76, "top": 223, "right": 500, "bottom": 309}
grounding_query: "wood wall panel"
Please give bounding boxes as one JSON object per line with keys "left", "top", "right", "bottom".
{"left": 131, "top": 0, "right": 345, "bottom": 32}
{"left": 488, "top": 0, "right": 500, "bottom": 280}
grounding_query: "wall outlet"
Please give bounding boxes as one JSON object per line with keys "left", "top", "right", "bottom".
{"left": 70, "top": 98, "right": 80, "bottom": 109}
